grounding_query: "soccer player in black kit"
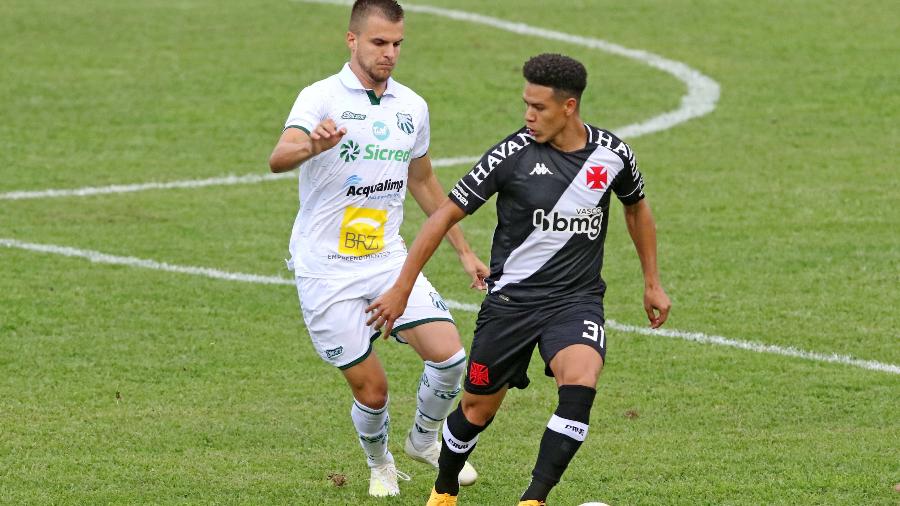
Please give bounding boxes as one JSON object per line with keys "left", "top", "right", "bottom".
{"left": 367, "top": 53, "right": 672, "bottom": 505}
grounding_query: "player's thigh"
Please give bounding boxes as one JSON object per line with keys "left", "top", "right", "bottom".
{"left": 386, "top": 272, "right": 460, "bottom": 362}
{"left": 296, "top": 276, "right": 378, "bottom": 370}
{"left": 464, "top": 296, "right": 542, "bottom": 395}
{"left": 539, "top": 304, "right": 606, "bottom": 386}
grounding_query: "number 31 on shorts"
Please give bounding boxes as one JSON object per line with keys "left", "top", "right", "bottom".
{"left": 582, "top": 320, "right": 605, "bottom": 348}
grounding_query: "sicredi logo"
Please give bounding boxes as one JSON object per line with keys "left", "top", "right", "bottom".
{"left": 372, "top": 121, "right": 390, "bottom": 140}
{"left": 339, "top": 140, "right": 360, "bottom": 162}
{"left": 363, "top": 144, "right": 411, "bottom": 162}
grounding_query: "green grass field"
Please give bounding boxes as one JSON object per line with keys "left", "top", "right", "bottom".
{"left": 1, "top": 0, "right": 898, "bottom": 504}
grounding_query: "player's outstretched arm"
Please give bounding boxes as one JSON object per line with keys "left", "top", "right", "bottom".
{"left": 268, "top": 119, "right": 347, "bottom": 172}
{"left": 407, "top": 155, "right": 488, "bottom": 290}
{"left": 366, "top": 200, "right": 467, "bottom": 337}
{"left": 623, "top": 199, "right": 671, "bottom": 328}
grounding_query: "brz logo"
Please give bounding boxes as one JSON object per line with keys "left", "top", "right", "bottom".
{"left": 532, "top": 208, "right": 604, "bottom": 240}
{"left": 325, "top": 346, "right": 344, "bottom": 359}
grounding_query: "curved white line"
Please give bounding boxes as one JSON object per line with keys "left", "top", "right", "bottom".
{"left": 2, "top": 237, "right": 898, "bottom": 376}
{"left": 295, "top": 0, "right": 720, "bottom": 139}
{"left": 0, "top": 2, "right": 719, "bottom": 201}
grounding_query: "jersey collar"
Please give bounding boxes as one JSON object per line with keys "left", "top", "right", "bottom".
{"left": 338, "top": 63, "right": 397, "bottom": 103}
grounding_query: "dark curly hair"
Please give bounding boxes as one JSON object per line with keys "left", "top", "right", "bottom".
{"left": 523, "top": 53, "right": 587, "bottom": 103}
{"left": 349, "top": 0, "right": 404, "bottom": 32}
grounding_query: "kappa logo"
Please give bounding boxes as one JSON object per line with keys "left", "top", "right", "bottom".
{"left": 469, "top": 361, "right": 490, "bottom": 386}
{"left": 530, "top": 162, "right": 553, "bottom": 175}
{"left": 325, "top": 346, "right": 344, "bottom": 359}
{"left": 341, "top": 111, "right": 366, "bottom": 120}
{"left": 396, "top": 112, "right": 414, "bottom": 135}
{"left": 587, "top": 165, "right": 608, "bottom": 190}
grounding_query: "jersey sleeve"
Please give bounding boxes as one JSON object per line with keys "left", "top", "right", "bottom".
{"left": 448, "top": 128, "right": 530, "bottom": 214}
{"left": 283, "top": 85, "right": 325, "bottom": 134}
{"left": 611, "top": 142, "right": 646, "bottom": 205}
{"left": 411, "top": 105, "right": 430, "bottom": 159}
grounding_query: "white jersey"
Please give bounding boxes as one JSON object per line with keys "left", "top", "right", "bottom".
{"left": 283, "top": 63, "right": 431, "bottom": 278}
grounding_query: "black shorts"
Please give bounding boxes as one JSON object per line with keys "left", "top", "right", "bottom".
{"left": 464, "top": 294, "right": 606, "bottom": 394}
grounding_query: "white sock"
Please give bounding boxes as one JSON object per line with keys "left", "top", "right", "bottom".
{"left": 410, "top": 349, "right": 466, "bottom": 450}
{"left": 351, "top": 397, "right": 392, "bottom": 467}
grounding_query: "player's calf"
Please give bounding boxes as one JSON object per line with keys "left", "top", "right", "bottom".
{"left": 521, "top": 384, "right": 596, "bottom": 502}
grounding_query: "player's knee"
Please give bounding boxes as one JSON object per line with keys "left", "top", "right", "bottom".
{"left": 353, "top": 384, "right": 389, "bottom": 410}
{"left": 425, "top": 348, "right": 467, "bottom": 389}
{"left": 460, "top": 396, "right": 499, "bottom": 426}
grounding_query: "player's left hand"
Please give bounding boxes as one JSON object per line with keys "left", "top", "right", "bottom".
{"left": 644, "top": 285, "right": 671, "bottom": 329}
{"left": 366, "top": 286, "right": 412, "bottom": 339}
{"left": 460, "top": 251, "right": 489, "bottom": 291}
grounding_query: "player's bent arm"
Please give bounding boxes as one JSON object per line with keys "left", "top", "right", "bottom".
{"left": 623, "top": 199, "right": 671, "bottom": 327}
{"left": 408, "top": 156, "right": 485, "bottom": 270}
{"left": 268, "top": 128, "right": 316, "bottom": 173}
{"left": 396, "top": 199, "right": 467, "bottom": 293}
{"left": 365, "top": 200, "right": 467, "bottom": 334}
{"left": 268, "top": 119, "right": 347, "bottom": 173}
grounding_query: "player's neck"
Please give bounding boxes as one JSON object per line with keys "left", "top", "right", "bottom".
{"left": 548, "top": 117, "right": 587, "bottom": 153}
{"left": 349, "top": 62, "right": 388, "bottom": 97}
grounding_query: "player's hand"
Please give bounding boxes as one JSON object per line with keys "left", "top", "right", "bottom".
{"left": 309, "top": 118, "right": 347, "bottom": 155}
{"left": 459, "top": 251, "right": 489, "bottom": 291}
{"left": 365, "top": 285, "right": 412, "bottom": 339}
{"left": 644, "top": 285, "right": 671, "bottom": 329}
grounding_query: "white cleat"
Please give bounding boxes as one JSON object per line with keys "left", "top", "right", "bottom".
{"left": 368, "top": 460, "right": 410, "bottom": 497}
{"left": 405, "top": 431, "right": 478, "bottom": 486}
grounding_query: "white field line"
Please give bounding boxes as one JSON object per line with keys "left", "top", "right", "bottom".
{"left": 3, "top": 238, "right": 898, "bottom": 376}
{"left": 296, "top": 0, "right": 721, "bottom": 140}
{"left": 0, "top": 3, "right": 719, "bottom": 202}
{"left": 0, "top": 157, "right": 480, "bottom": 201}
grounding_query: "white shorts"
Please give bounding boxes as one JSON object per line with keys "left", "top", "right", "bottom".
{"left": 296, "top": 268, "right": 454, "bottom": 369}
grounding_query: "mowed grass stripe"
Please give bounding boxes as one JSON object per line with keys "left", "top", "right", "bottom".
{"left": 4, "top": 237, "right": 897, "bottom": 376}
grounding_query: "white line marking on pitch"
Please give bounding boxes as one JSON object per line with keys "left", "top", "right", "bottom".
{"left": 3, "top": 238, "right": 897, "bottom": 376}
{"left": 0, "top": 3, "right": 719, "bottom": 201}
{"left": 0, "top": 157, "right": 481, "bottom": 201}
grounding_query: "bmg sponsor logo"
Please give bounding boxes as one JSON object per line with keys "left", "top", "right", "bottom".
{"left": 532, "top": 207, "right": 604, "bottom": 240}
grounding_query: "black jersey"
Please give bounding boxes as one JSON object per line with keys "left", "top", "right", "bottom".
{"left": 448, "top": 124, "right": 645, "bottom": 303}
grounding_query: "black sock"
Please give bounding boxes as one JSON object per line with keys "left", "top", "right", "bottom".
{"left": 522, "top": 385, "right": 596, "bottom": 502}
{"left": 434, "top": 405, "right": 492, "bottom": 495}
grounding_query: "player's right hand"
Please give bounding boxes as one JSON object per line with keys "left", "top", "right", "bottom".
{"left": 309, "top": 118, "right": 347, "bottom": 155}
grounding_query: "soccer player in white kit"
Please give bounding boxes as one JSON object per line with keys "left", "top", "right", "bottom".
{"left": 268, "top": 0, "right": 486, "bottom": 498}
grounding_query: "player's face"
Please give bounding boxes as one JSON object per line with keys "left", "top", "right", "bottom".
{"left": 347, "top": 14, "right": 404, "bottom": 87}
{"left": 522, "top": 83, "right": 570, "bottom": 144}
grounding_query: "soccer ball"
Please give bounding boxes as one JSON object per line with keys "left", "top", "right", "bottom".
{"left": 578, "top": 503, "right": 611, "bottom": 506}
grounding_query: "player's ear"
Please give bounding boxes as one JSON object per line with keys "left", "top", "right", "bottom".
{"left": 346, "top": 31, "right": 357, "bottom": 51}
{"left": 565, "top": 97, "right": 578, "bottom": 116}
